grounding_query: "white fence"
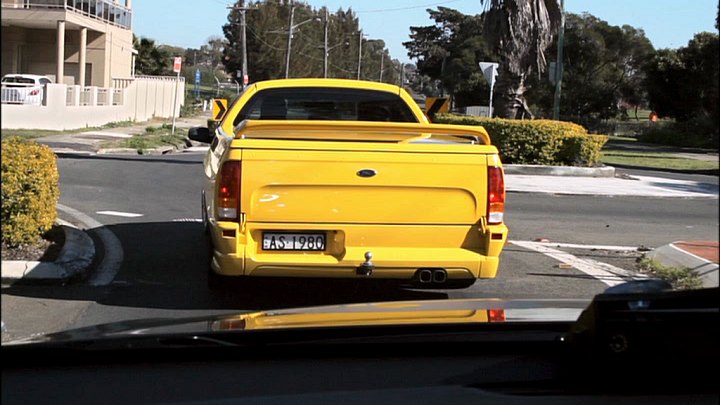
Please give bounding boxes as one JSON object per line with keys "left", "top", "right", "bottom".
{"left": 463, "top": 106, "right": 492, "bottom": 118}
{"left": 1, "top": 76, "right": 185, "bottom": 130}
{"left": 1, "top": 85, "right": 44, "bottom": 105}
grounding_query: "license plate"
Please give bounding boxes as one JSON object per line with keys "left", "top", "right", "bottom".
{"left": 262, "top": 232, "right": 326, "bottom": 251}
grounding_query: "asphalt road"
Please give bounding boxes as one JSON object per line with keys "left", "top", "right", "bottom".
{"left": 2, "top": 153, "right": 718, "bottom": 338}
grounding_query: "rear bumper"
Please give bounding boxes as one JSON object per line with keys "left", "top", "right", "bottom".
{"left": 210, "top": 221, "right": 507, "bottom": 280}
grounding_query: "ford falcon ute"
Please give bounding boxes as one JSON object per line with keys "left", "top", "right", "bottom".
{"left": 188, "top": 78, "right": 508, "bottom": 289}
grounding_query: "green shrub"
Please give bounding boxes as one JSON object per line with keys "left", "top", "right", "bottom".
{"left": 180, "top": 99, "right": 200, "bottom": 117}
{"left": 1, "top": 138, "right": 60, "bottom": 247}
{"left": 637, "top": 118, "right": 719, "bottom": 149}
{"left": 434, "top": 114, "right": 608, "bottom": 166}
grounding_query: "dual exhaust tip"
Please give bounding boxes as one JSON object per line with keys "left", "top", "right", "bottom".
{"left": 416, "top": 268, "right": 447, "bottom": 284}
{"left": 354, "top": 252, "right": 448, "bottom": 285}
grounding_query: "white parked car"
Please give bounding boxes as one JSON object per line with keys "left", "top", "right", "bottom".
{"left": 1, "top": 74, "right": 52, "bottom": 105}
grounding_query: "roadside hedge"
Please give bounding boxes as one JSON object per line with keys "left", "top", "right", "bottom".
{"left": 1, "top": 137, "right": 60, "bottom": 247}
{"left": 434, "top": 114, "right": 608, "bottom": 166}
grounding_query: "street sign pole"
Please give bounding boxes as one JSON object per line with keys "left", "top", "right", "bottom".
{"left": 194, "top": 69, "right": 200, "bottom": 99}
{"left": 479, "top": 62, "right": 499, "bottom": 118}
{"left": 171, "top": 56, "right": 182, "bottom": 135}
{"left": 552, "top": 0, "right": 565, "bottom": 120}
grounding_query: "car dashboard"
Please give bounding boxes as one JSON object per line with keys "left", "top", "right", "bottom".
{"left": 3, "top": 286, "right": 718, "bottom": 404}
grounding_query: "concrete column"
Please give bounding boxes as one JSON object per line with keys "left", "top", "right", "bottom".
{"left": 72, "top": 85, "right": 81, "bottom": 106}
{"left": 79, "top": 28, "right": 87, "bottom": 86}
{"left": 89, "top": 86, "right": 98, "bottom": 106}
{"left": 56, "top": 21, "right": 65, "bottom": 84}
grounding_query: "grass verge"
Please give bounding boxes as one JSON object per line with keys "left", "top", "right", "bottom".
{"left": 99, "top": 124, "right": 188, "bottom": 154}
{"left": 600, "top": 151, "right": 719, "bottom": 170}
{"left": 0, "top": 120, "right": 136, "bottom": 140}
{"left": 637, "top": 257, "right": 703, "bottom": 290}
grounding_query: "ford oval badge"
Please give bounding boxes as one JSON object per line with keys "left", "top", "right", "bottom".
{"left": 357, "top": 169, "right": 377, "bottom": 178}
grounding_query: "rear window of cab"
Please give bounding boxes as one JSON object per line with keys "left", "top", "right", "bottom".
{"left": 233, "top": 87, "right": 419, "bottom": 126}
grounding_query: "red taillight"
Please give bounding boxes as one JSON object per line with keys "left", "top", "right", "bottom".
{"left": 29, "top": 89, "right": 39, "bottom": 96}
{"left": 217, "top": 161, "right": 241, "bottom": 220}
{"left": 487, "top": 166, "right": 505, "bottom": 224}
{"left": 488, "top": 309, "right": 506, "bottom": 322}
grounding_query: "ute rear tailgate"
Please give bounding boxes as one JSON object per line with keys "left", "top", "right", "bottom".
{"left": 234, "top": 119, "right": 499, "bottom": 226}
{"left": 240, "top": 145, "right": 492, "bottom": 225}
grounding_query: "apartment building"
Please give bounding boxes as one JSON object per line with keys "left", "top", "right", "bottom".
{"left": 1, "top": 0, "right": 135, "bottom": 87}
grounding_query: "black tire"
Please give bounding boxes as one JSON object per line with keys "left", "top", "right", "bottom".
{"left": 201, "top": 191, "right": 209, "bottom": 235}
{"left": 207, "top": 267, "right": 228, "bottom": 291}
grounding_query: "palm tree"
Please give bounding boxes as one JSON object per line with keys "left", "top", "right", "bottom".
{"left": 480, "top": 0, "right": 561, "bottom": 119}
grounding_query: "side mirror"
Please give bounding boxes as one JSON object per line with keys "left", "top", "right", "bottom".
{"left": 188, "top": 126, "right": 213, "bottom": 144}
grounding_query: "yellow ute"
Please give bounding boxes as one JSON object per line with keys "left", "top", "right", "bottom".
{"left": 190, "top": 78, "right": 508, "bottom": 290}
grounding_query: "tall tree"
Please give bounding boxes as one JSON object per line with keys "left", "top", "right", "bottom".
{"left": 404, "top": 7, "right": 494, "bottom": 107}
{"left": 527, "top": 13, "right": 654, "bottom": 121}
{"left": 479, "top": 0, "right": 561, "bottom": 119}
{"left": 222, "top": 1, "right": 398, "bottom": 84}
{"left": 644, "top": 32, "right": 719, "bottom": 127}
{"left": 133, "top": 35, "right": 171, "bottom": 75}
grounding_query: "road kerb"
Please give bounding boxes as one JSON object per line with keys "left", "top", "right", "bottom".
{"left": 1, "top": 223, "right": 95, "bottom": 285}
{"left": 647, "top": 242, "right": 719, "bottom": 288}
{"left": 504, "top": 164, "right": 615, "bottom": 177}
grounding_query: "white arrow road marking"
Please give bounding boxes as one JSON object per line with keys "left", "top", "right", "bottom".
{"left": 96, "top": 211, "right": 144, "bottom": 218}
{"left": 510, "top": 240, "right": 647, "bottom": 287}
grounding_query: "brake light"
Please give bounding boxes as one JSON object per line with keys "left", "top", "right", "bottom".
{"left": 217, "top": 161, "right": 241, "bottom": 221}
{"left": 488, "top": 309, "right": 506, "bottom": 322}
{"left": 29, "top": 89, "right": 39, "bottom": 96}
{"left": 487, "top": 166, "right": 505, "bottom": 224}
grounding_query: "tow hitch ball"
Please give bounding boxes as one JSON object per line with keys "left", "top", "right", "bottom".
{"left": 356, "top": 251, "right": 374, "bottom": 276}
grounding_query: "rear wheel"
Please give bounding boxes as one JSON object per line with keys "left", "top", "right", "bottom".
{"left": 202, "top": 192, "right": 225, "bottom": 291}
{"left": 207, "top": 267, "right": 228, "bottom": 291}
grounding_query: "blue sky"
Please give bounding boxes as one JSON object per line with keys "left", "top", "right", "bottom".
{"left": 132, "top": 0, "right": 718, "bottom": 63}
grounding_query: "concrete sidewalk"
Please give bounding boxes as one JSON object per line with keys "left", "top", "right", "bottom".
{"left": 32, "top": 112, "right": 211, "bottom": 155}
{"left": 506, "top": 171, "right": 718, "bottom": 198}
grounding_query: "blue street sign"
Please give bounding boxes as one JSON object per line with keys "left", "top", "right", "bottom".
{"left": 194, "top": 69, "right": 201, "bottom": 98}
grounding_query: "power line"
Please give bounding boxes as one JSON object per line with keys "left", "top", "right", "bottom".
{"left": 246, "top": 25, "right": 287, "bottom": 51}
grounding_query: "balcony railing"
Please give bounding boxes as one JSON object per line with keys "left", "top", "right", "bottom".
{"left": 1, "top": 0, "right": 132, "bottom": 29}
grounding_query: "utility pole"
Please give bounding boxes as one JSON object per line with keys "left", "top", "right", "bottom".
{"left": 323, "top": 8, "right": 329, "bottom": 78}
{"left": 552, "top": 0, "right": 565, "bottom": 120}
{"left": 285, "top": 1, "right": 295, "bottom": 79}
{"left": 240, "top": 3, "right": 247, "bottom": 87}
{"left": 399, "top": 62, "right": 405, "bottom": 88}
{"left": 228, "top": 2, "right": 250, "bottom": 88}
{"left": 357, "top": 29, "right": 363, "bottom": 80}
